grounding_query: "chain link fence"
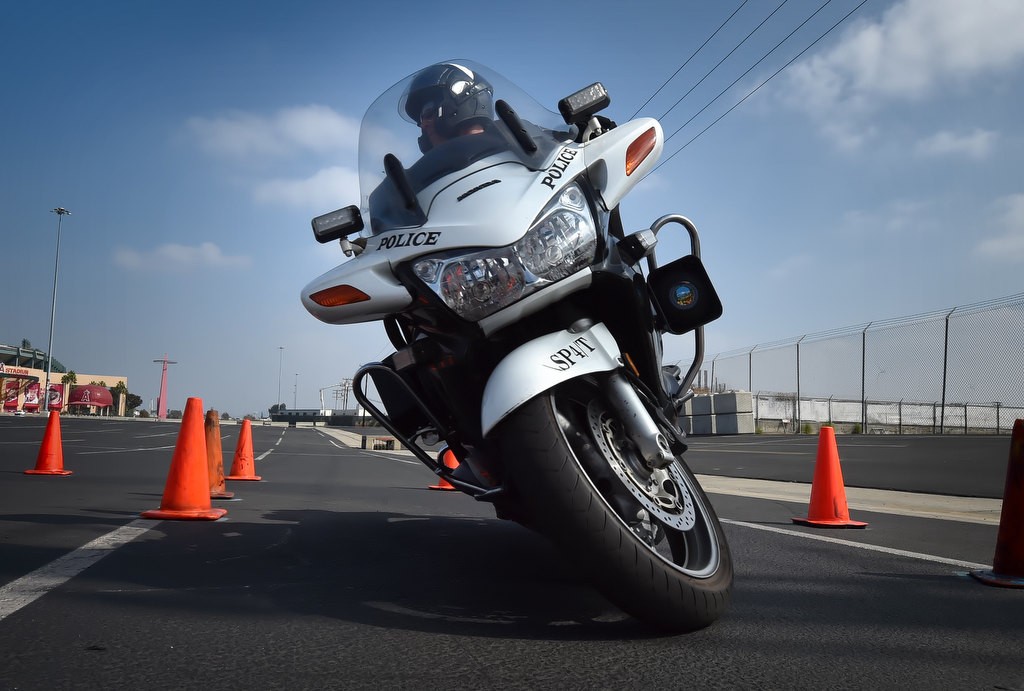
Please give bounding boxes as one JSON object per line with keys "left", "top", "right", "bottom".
{"left": 706, "top": 293, "right": 1024, "bottom": 434}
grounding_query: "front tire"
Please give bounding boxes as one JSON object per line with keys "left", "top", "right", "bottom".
{"left": 494, "top": 377, "right": 732, "bottom": 632}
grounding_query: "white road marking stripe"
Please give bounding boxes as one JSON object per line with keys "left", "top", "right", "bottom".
{"left": 692, "top": 448, "right": 813, "bottom": 456}
{"left": 357, "top": 450, "right": 419, "bottom": 465}
{"left": 77, "top": 446, "right": 174, "bottom": 455}
{"left": 271, "top": 452, "right": 355, "bottom": 457}
{"left": 721, "top": 518, "right": 990, "bottom": 570}
{"left": 0, "top": 519, "right": 153, "bottom": 623}
{"left": 1, "top": 440, "right": 82, "bottom": 445}
{"left": 321, "top": 436, "right": 419, "bottom": 464}
{"left": 256, "top": 449, "right": 273, "bottom": 461}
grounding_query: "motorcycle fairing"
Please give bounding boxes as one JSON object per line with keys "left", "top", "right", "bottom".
{"left": 580, "top": 118, "right": 664, "bottom": 212}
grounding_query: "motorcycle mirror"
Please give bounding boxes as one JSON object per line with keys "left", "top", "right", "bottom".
{"left": 312, "top": 205, "right": 364, "bottom": 244}
{"left": 558, "top": 82, "right": 610, "bottom": 126}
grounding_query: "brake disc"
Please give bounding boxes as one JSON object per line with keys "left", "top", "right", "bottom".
{"left": 587, "top": 400, "right": 696, "bottom": 531}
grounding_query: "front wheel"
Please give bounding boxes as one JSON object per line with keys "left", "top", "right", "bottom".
{"left": 494, "top": 376, "right": 732, "bottom": 632}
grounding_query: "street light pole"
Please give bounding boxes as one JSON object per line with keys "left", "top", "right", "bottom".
{"left": 277, "top": 346, "right": 284, "bottom": 409}
{"left": 294, "top": 373, "right": 298, "bottom": 409}
{"left": 44, "top": 207, "right": 71, "bottom": 413}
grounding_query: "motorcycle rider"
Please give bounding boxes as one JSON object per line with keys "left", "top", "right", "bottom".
{"left": 401, "top": 62, "right": 495, "bottom": 153}
{"left": 367, "top": 62, "right": 507, "bottom": 233}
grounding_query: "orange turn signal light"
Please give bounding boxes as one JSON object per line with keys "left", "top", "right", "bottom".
{"left": 309, "top": 284, "right": 370, "bottom": 307}
{"left": 625, "top": 127, "right": 657, "bottom": 176}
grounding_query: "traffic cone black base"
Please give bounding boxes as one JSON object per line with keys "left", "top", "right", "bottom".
{"left": 971, "top": 419, "right": 1024, "bottom": 588}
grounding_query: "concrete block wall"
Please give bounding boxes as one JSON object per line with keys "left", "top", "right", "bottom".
{"left": 681, "top": 391, "right": 754, "bottom": 435}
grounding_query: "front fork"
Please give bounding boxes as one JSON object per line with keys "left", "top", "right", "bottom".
{"left": 605, "top": 371, "right": 675, "bottom": 469}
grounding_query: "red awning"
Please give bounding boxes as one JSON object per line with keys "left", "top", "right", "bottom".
{"left": 68, "top": 385, "right": 113, "bottom": 407}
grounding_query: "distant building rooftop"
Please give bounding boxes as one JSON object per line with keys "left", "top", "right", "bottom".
{"left": 0, "top": 343, "right": 66, "bottom": 373}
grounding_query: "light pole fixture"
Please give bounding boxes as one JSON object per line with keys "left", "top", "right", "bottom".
{"left": 43, "top": 207, "right": 71, "bottom": 412}
{"left": 293, "top": 373, "right": 299, "bottom": 409}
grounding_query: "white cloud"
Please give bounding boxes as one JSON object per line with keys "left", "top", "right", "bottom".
{"left": 915, "top": 129, "right": 997, "bottom": 159}
{"left": 186, "top": 105, "right": 362, "bottom": 210}
{"left": 839, "top": 198, "right": 931, "bottom": 236}
{"left": 974, "top": 193, "right": 1024, "bottom": 262}
{"left": 254, "top": 166, "right": 360, "bottom": 208}
{"left": 782, "top": 0, "right": 1024, "bottom": 148}
{"left": 113, "top": 242, "right": 250, "bottom": 272}
{"left": 187, "top": 105, "right": 358, "bottom": 159}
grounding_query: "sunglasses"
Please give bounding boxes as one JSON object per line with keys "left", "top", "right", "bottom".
{"left": 418, "top": 100, "right": 440, "bottom": 124}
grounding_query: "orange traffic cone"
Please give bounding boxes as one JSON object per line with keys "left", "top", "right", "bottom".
{"left": 25, "top": 410, "right": 72, "bottom": 476}
{"left": 225, "top": 419, "right": 261, "bottom": 481}
{"left": 971, "top": 419, "right": 1024, "bottom": 588}
{"left": 205, "top": 409, "right": 234, "bottom": 499}
{"left": 429, "top": 448, "right": 459, "bottom": 491}
{"left": 141, "top": 397, "right": 227, "bottom": 521}
{"left": 792, "top": 426, "right": 867, "bottom": 528}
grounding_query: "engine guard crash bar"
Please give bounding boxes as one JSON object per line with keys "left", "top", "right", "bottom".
{"left": 351, "top": 363, "right": 500, "bottom": 500}
{"left": 648, "top": 214, "right": 705, "bottom": 407}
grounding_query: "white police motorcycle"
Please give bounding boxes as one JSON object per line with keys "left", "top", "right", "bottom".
{"left": 302, "top": 61, "right": 731, "bottom": 632}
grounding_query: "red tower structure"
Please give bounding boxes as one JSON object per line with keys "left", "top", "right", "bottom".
{"left": 153, "top": 355, "right": 177, "bottom": 420}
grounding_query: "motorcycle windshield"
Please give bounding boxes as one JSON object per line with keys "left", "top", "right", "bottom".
{"left": 358, "top": 60, "right": 574, "bottom": 234}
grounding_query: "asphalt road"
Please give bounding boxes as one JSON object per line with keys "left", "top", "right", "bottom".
{"left": 1, "top": 415, "right": 1022, "bottom": 690}
{"left": 683, "top": 432, "right": 1011, "bottom": 498}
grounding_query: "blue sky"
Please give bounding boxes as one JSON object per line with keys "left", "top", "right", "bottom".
{"left": 3, "top": 0, "right": 1022, "bottom": 417}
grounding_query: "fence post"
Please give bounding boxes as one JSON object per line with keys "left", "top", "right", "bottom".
{"left": 940, "top": 307, "right": 956, "bottom": 434}
{"left": 996, "top": 402, "right": 1001, "bottom": 434}
{"left": 899, "top": 399, "right": 903, "bottom": 435}
{"left": 861, "top": 322, "right": 872, "bottom": 434}
{"left": 796, "top": 336, "right": 804, "bottom": 434}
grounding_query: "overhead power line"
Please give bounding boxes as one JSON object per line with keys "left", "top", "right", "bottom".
{"left": 652, "top": 0, "right": 869, "bottom": 175}
{"left": 664, "top": 0, "right": 836, "bottom": 146}
{"left": 629, "top": 0, "right": 751, "bottom": 120}
{"left": 657, "top": 0, "right": 791, "bottom": 122}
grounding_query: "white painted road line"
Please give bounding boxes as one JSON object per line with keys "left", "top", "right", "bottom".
{"left": 78, "top": 446, "right": 174, "bottom": 455}
{"left": 722, "top": 519, "right": 990, "bottom": 570}
{"left": 355, "top": 449, "right": 420, "bottom": 465}
{"left": 0, "top": 519, "right": 154, "bottom": 623}
{"left": 6, "top": 439, "right": 84, "bottom": 445}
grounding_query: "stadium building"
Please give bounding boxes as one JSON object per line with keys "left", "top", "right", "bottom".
{"left": 1, "top": 343, "right": 128, "bottom": 415}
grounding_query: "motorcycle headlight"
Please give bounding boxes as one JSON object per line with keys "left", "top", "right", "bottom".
{"left": 412, "top": 183, "right": 597, "bottom": 322}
